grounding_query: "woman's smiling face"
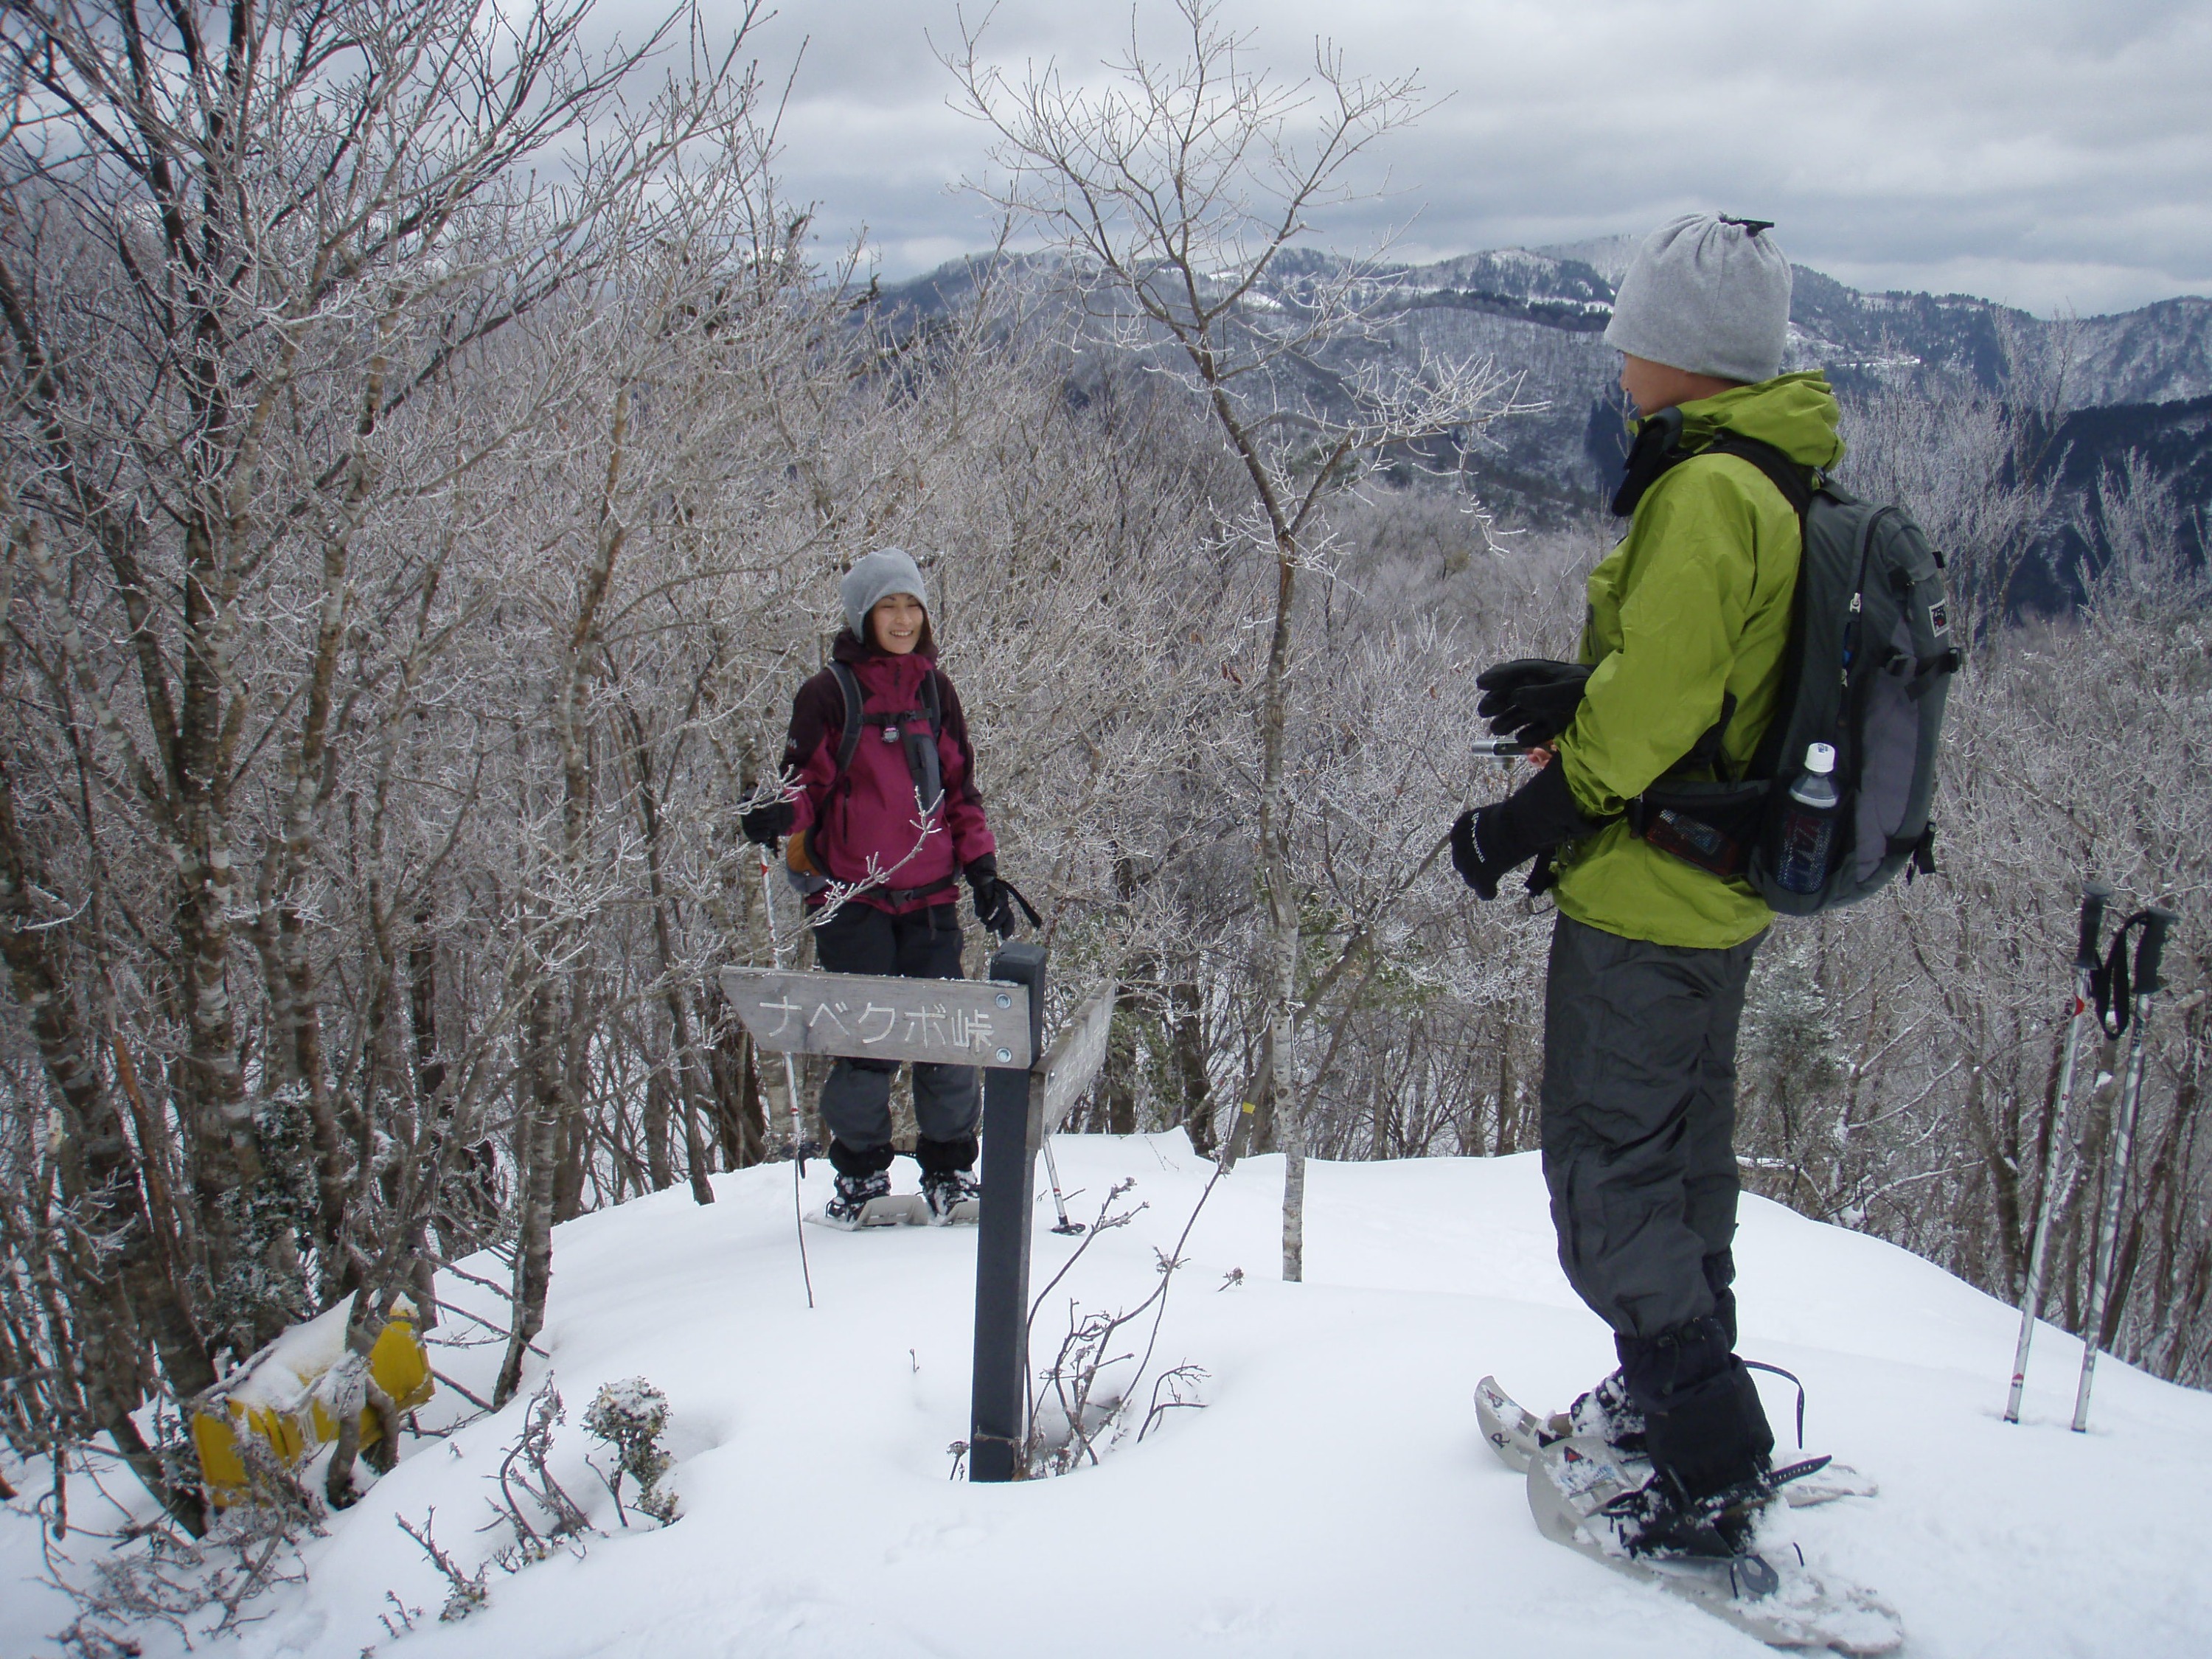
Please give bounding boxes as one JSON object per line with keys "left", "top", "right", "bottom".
{"left": 871, "top": 591, "right": 926, "bottom": 655}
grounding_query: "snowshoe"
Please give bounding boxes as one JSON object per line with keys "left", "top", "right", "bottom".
{"left": 919, "top": 1168, "right": 981, "bottom": 1226}
{"left": 1475, "top": 1371, "right": 1641, "bottom": 1466}
{"left": 1475, "top": 1375, "right": 1548, "bottom": 1472}
{"left": 1526, "top": 1434, "right": 1902, "bottom": 1654}
{"left": 1476, "top": 1374, "right": 1876, "bottom": 1507}
{"left": 812, "top": 1172, "right": 922, "bottom": 1230}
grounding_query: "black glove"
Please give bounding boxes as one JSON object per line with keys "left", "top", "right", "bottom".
{"left": 740, "top": 799, "right": 794, "bottom": 846}
{"left": 965, "top": 855, "right": 1016, "bottom": 938}
{"left": 1475, "top": 658, "right": 1593, "bottom": 748}
{"left": 1450, "top": 762, "right": 1604, "bottom": 901}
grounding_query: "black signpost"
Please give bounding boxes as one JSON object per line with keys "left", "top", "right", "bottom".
{"left": 968, "top": 943, "right": 1047, "bottom": 1481}
{"left": 721, "top": 942, "right": 1113, "bottom": 1484}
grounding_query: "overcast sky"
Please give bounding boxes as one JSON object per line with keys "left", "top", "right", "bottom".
{"left": 651, "top": 0, "right": 2211, "bottom": 317}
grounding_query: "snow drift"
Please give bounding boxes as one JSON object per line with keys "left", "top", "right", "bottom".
{"left": 6, "top": 1134, "right": 2208, "bottom": 1658}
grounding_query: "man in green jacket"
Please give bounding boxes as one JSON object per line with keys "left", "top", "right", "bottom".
{"left": 1451, "top": 213, "right": 1846, "bottom": 1555}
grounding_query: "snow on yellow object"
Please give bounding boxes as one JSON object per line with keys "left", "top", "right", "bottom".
{"left": 192, "top": 1298, "right": 434, "bottom": 1503}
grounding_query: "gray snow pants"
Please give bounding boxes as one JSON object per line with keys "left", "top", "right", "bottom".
{"left": 1538, "top": 912, "right": 1764, "bottom": 1342}
{"left": 810, "top": 900, "right": 980, "bottom": 1176}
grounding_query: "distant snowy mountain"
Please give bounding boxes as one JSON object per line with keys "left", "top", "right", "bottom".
{"left": 2073, "top": 297, "right": 2212, "bottom": 406}
{"left": 13, "top": 1136, "right": 2208, "bottom": 1657}
{"left": 876, "top": 246, "right": 2212, "bottom": 532}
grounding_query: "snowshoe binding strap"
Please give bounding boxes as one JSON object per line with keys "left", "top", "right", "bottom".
{"left": 1742, "top": 1359, "right": 1807, "bottom": 1450}
{"left": 1767, "top": 1453, "right": 1834, "bottom": 1491}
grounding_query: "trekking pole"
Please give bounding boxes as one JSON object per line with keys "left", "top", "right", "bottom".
{"left": 1038, "top": 1135, "right": 1085, "bottom": 1235}
{"left": 990, "top": 884, "right": 1079, "bottom": 1232}
{"left": 757, "top": 845, "right": 815, "bottom": 1310}
{"left": 2004, "top": 880, "right": 2110, "bottom": 1423}
{"left": 2070, "top": 905, "right": 2177, "bottom": 1433}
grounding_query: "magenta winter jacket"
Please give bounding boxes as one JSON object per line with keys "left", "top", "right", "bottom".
{"left": 780, "top": 632, "right": 996, "bottom": 914}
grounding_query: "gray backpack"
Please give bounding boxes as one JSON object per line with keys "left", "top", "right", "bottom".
{"left": 1621, "top": 417, "right": 1960, "bottom": 914}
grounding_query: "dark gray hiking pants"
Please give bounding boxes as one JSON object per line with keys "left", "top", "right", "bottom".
{"left": 811, "top": 901, "right": 979, "bottom": 1174}
{"left": 1539, "top": 913, "right": 1764, "bottom": 1342}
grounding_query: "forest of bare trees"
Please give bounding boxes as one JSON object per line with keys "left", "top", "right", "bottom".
{"left": 1, "top": 0, "right": 2204, "bottom": 1551}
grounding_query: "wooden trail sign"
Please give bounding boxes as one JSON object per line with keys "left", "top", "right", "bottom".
{"left": 719, "top": 950, "right": 1117, "bottom": 1481}
{"left": 721, "top": 966, "right": 1033, "bottom": 1069}
{"left": 1037, "top": 983, "right": 1115, "bottom": 1134}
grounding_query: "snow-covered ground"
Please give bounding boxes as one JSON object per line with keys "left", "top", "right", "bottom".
{"left": 7, "top": 1135, "right": 2210, "bottom": 1658}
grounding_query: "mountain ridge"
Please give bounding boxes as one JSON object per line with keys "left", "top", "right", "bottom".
{"left": 876, "top": 245, "right": 2212, "bottom": 549}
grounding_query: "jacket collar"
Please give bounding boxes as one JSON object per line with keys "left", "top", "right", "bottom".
{"left": 830, "top": 629, "right": 936, "bottom": 694}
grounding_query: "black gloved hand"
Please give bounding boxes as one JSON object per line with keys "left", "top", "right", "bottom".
{"left": 740, "top": 799, "right": 794, "bottom": 846}
{"left": 1475, "top": 658, "right": 1593, "bottom": 748}
{"left": 965, "top": 855, "right": 1016, "bottom": 938}
{"left": 1450, "top": 761, "right": 1604, "bottom": 901}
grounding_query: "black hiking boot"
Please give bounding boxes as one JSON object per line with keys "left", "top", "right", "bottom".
{"left": 919, "top": 1167, "right": 979, "bottom": 1224}
{"left": 823, "top": 1169, "right": 891, "bottom": 1227}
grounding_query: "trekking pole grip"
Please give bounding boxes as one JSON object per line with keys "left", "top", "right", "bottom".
{"left": 2135, "top": 907, "right": 2177, "bottom": 997}
{"left": 2076, "top": 881, "right": 2112, "bottom": 970}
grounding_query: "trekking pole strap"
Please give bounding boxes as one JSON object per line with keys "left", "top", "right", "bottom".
{"left": 998, "top": 878, "right": 1043, "bottom": 932}
{"left": 2091, "top": 905, "right": 2178, "bottom": 1037}
{"left": 2092, "top": 911, "right": 2144, "bottom": 1037}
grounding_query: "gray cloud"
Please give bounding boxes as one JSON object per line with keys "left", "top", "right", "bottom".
{"left": 653, "top": 0, "right": 2212, "bottom": 316}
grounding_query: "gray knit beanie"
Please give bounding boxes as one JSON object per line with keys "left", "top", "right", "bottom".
{"left": 1602, "top": 214, "right": 1793, "bottom": 383}
{"left": 840, "top": 546, "right": 929, "bottom": 638}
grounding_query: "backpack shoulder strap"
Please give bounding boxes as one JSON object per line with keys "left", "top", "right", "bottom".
{"left": 1701, "top": 434, "right": 1817, "bottom": 518}
{"left": 921, "top": 667, "right": 942, "bottom": 734}
{"left": 830, "top": 661, "right": 864, "bottom": 777}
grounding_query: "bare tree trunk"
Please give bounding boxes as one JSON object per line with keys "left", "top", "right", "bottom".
{"left": 1494, "top": 1034, "right": 1516, "bottom": 1158}
{"left": 1, "top": 759, "right": 212, "bottom": 1531}
{"left": 625, "top": 703, "right": 713, "bottom": 1203}
{"left": 1171, "top": 978, "right": 1213, "bottom": 1152}
{"left": 1105, "top": 973, "right": 1149, "bottom": 1135}
{"left": 644, "top": 1062, "right": 675, "bottom": 1192}
{"left": 498, "top": 973, "right": 564, "bottom": 1408}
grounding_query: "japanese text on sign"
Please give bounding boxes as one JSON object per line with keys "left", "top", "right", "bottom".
{"left": 721, "top": 967, "right": 1033, "bottom": 1069}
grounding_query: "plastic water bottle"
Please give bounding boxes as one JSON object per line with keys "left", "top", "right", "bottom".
{"left": 1775, "top": 742, "right": 1840, "bottom": 895}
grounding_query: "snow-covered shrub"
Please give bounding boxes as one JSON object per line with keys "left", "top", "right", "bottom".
{"left": 1020, "top": 1177, "right": 1219, "bottom": 1477}
{"left": 46, "top": 1493, "right": 322, "bottom": 1655}
{"left": 584, "top": 1378, "right": 679, "bottom": 1526}
{"left": 396, "top": 1509, "right": 488, "bottom": 1622}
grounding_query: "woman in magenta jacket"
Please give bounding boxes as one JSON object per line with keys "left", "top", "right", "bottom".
{"left": 740, "top": 549, "right": 1022, "bottom": 1225}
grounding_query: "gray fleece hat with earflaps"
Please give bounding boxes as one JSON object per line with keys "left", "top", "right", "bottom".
{"left": 1603, "top": 214, "right": 1793, "bottom": 384}
{"left": 840, "top": 546, "right": 929, "bottom": 638}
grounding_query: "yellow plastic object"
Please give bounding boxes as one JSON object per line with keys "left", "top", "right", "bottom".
{"left": 192, "top": 1304, "right": 436, "bottom": 1505}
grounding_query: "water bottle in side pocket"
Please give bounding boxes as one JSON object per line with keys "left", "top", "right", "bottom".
{"left": 1775, "top": 742, "right": 1840, "bottom": 896}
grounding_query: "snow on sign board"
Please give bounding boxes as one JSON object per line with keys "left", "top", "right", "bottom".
{"left": 720, "top": 966, "right": 1033, "bottom": 1068}
{"left": 191, "top": 1299, "right": 434, "bottom": 1504}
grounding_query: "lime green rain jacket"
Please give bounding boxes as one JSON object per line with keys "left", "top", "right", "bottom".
{"left": 1548, "top": 372, "right": 1846, "bottom": 950}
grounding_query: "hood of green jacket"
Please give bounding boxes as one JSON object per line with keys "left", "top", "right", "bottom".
{"left": 1664, "top": 370, "right": 1846, "bottom": 471}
